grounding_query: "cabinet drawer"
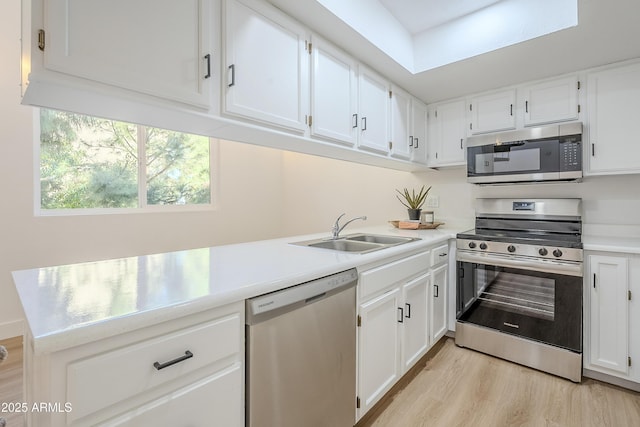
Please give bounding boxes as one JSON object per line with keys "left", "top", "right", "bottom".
{"left": 431, "top": 244, "right": 449, "bottom": 267}
{"left": 104, "top": 364, "right": 243, "bottom": 427}
{"left": 67, "top": 313, "right": 241, "bottom": 422}
{"left": 359, "top": 251, "right": 430, "bottom": 300}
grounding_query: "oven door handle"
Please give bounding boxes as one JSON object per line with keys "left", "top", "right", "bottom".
{"left": 456, "top": 250, "right": 583, "bottom": 277}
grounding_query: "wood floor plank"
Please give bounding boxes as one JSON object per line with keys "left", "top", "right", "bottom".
{"left": 0, "top": 336, "right": 24, "bottom": 427}
{"left": 365, "top": 338, "right": 640, "bottom": 427}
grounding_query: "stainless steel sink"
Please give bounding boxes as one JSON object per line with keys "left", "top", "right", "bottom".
{"left": 292, "top": 233, "right": 420, "bottom": 254}
{"left": 344, "top": 233, "right": 419, "bottom": 245}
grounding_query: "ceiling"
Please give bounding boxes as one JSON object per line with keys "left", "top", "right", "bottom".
{"left": 268, "top": 0, "right": 640, "bottom": 104}
{"left": 378, "top": 0, "right": 502, "bottom": 34}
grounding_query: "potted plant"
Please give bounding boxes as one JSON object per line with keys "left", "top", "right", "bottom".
{"left": 396, "top": 185, "right": 431, "bottom": 220}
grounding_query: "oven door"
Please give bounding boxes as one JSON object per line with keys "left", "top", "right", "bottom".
{"left": 456, "top": 253, "right": 582, "bottom": 352}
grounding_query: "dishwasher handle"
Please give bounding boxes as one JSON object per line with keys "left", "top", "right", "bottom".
{"left": 246, "top": 268, "right": 357, "bottom": 325}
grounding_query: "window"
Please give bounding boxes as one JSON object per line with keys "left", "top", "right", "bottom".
{"left": 38, "top": 109, "right": 214, "bottom": 213}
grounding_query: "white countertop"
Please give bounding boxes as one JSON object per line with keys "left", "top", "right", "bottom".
{"left": 583, "top": 235, "right": 640, "bottom": 254}
{"left": 13, "top": 224, "right": 460, "bottom": 354}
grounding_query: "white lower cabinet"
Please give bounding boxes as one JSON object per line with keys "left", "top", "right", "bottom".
{"left": 401, "top": 273, "right": 430, "bottom": 370}
{"left": 25, "top": 302, "right": 244, "bottom": 427}
{"left": 430, "top": 263, "right": 448, "bottom": 346}
{"left": 357, "top": 287, "right": 402, "bottom": 417}
{"left": 357, "top": 245, "right": 449, "bottom": 420}
{"left": 585, "top": 252, "right": 640, "bottom": 385}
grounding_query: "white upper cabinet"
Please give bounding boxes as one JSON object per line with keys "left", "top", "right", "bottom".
{"left": 410, "top": 99, "right": 428, "bottom": 164}
{"left": 309, "top": 36, "right": 358, "bottom": 146}
{"left": 428, "top": 99, "right": 467, "bottom": 167}
{"left": 469, "top": 89, "right": 516, "bottom": 134}
{"left": 522, "top": 75, "right": 580, "bottom": 127}
{"left": 43, "top": 0, "right": 213, "bottom": 108}
{"left": 390, "top": 86, "right": 428, "bottom": 162}
{"left": 357, "top": 66, "right": 391, "bottom": 154}
{"left": 224, "top": 0, "right": 309, "bottom": 132}
{"left": 586, "top": 61, "right": 640, "bottom": 175}
{"left": 389, "top": 86, "right": 412, "bottom": 160}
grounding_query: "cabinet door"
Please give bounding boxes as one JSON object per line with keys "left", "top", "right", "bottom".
{"left": 430, "top": 264, "right": 448, "bottom": 345}
{"left": 358, "top": 66, "right": 390, "bottom": 154}
{"left": 225, "top": 0, "right": 309, "bottom": 132}
{"left": 357, "top": 288, "right": 400, "bottom": 418}
{"left": 310, "top": 36, "right": 358, "bottom": 146}
{"left": 402, "top": 273, "right": 429, "bottom": 370}
{"left": 588, "top": 255, "right": 629, "bottom": 375}
{"left": 410, "top": 99, "right": 428, "bottom": 164}
{"left": 45, "top": 0, "right": 212, "bottom": 108}
{"left": 108, "top": 364, "right": 243, "bottom": 427}
{"left": 429, "top": 100, "right": 466, "bottom": 166}
{"left": 522, "top": 76, "right": 579, "bottom": 126}
{"left": 469, "top": 89, "right": 516, "bottom": 134}
{"left": 587, "top": 62, "right": 640, "bottom": 174}
{"left": 389, "top": 86, "right": 412, "bottom": 159}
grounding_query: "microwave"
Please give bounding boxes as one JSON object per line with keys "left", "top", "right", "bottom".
{"left": 466, "top": 122, "right": 582, "bottom": 184}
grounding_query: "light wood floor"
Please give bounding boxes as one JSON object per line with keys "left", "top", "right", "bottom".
{"left": 364, "top": 338, "right": 640, "bottom": 427}
{"left": 0, "top": 336, "right": 24, "bottom": 427}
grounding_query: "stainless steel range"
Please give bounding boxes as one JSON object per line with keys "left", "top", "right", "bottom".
{"left": 455, "top": 198, "right": 583, "bottom": 382}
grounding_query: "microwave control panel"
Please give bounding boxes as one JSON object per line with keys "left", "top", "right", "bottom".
{"left": 560, "top": 141, "right": 582, "bottom": 171}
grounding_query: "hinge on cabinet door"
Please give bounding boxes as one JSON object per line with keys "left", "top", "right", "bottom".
{"left": 577, "top": 80, "right": 581, "bottom": 90}
{"left": 357, "top": 315, "right": 362, "bottom": 327}
{"left": 389, "top": 141, "right": 393, "bottom": 150}
{"left": 469, "top": 104, "right": 473, "bottom": 111}
{"left": 38, "top": 29, "right": 45, "bottom": 51}
{"left": 389, "top": 90, "right": 393, "bottom": 98}
{"left": 469, "top": 123, "right": 472, "bottom": 130}
{"left": 578, "top": 104, "right": 581, "bottom": 113}
{"left": 435, "top": 110, "right": 438, "bottom": 118}
{"left": 629, "top": 356, "right": 632, "bottom": 367}
{"left": 305, "top": 40, "right": 312, "bottom": 54}
{"left": 308, "top": 115, "right": 313, "bottom": 127}
{"left": 629, "top": 290, "right": 632, "bottom": 300}
{"left": 435, "top": 152, "right": 438, "bottom": 159}
{"left": 356, "top": 396, "right": 361, "bottom": 409}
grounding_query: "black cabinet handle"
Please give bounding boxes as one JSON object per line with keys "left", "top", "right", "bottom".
{"left": 397, "top": 307, "right": 404, "bottom": 323}
{"left": 414, "top": 138, "right": 419, "bottom": 148}
{"left": 204, "top": 54, "right": 211, "bottom": 79}
{"left": 434, "top": 284, "right": 439, "bottom": 298}
{"left": 352, "top": 113, "right": 358, "bottom": 129}
{"left": 409, "top": 136, "right": 414, "bottom": 147}
{"left": 460, "top": 138, "right": 463, "bottom": 150}
{"left": 362, "top": 116, "right": 367, "bottom": 131}
{"left": 228, "top": 64, "right": 235, "bottom": 87}
{"left": 525, "top": 100, "right": 528, "bottom": 113}
{"left": 510, "top": 104, "right": 513, "bottom": 116}
{"left": 593, "top": 273, "right": 596, "bottom": 288}
{"left": 592, "top": 143, "right": 595, "bottom": 157}
{"left": 405, "top": 303, "right": 411, "bottom": 318}
{"left": 153, "top": 350, "right": 193, "bottom": 370}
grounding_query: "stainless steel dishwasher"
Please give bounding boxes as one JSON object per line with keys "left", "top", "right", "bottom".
{"left": 246, "top": 268, "right": 357, "bottom": 427}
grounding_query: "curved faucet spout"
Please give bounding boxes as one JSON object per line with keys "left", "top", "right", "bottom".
{"left": 332, "top": 214, "right": 367, "bottom": 239}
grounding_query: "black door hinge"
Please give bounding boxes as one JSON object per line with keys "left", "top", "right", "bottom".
{"left": 38, "top": 29, "right": 45, "bottom": 51}
{"left": 357, "top": 315, "right": 361, "bottom": 327}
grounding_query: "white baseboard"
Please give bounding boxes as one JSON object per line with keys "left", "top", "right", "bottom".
{"left": 0, "top": 319, "right": 24, "bottom": 340}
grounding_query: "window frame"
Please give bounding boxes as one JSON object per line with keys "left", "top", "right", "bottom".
{"left": 34, "top": 109, "right": 219, "bottom": 216}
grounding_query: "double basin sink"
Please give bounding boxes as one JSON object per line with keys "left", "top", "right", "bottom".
{"left": 292, "top": 233, "right": 420, "bottom": 254}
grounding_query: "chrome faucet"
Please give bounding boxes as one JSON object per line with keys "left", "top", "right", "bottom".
{"left": 331, "top": 213, "right": 367, "bottom": 239}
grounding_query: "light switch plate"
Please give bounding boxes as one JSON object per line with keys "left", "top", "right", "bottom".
{"left": 424, "top": 195, "right": 439, "bottom": 208}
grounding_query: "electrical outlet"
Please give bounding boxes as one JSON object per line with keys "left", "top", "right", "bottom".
{"left": 424, "top": 195, "right": 439, "bottom": 208}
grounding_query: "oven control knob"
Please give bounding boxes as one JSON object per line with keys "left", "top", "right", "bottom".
{"left": 479, "top": 242, "right": 488, "bottom": 250}
{"left": 539, "top": 248, "right": 548, "bottom": 256}
{"left": 507, "top": 245, "right": 516, "bottom": 253}
{"left": 468, "top": 242, "right": 477, "bottom": 249}
{"left": 553, "top": 249, "right": 563, "bottom": 258}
